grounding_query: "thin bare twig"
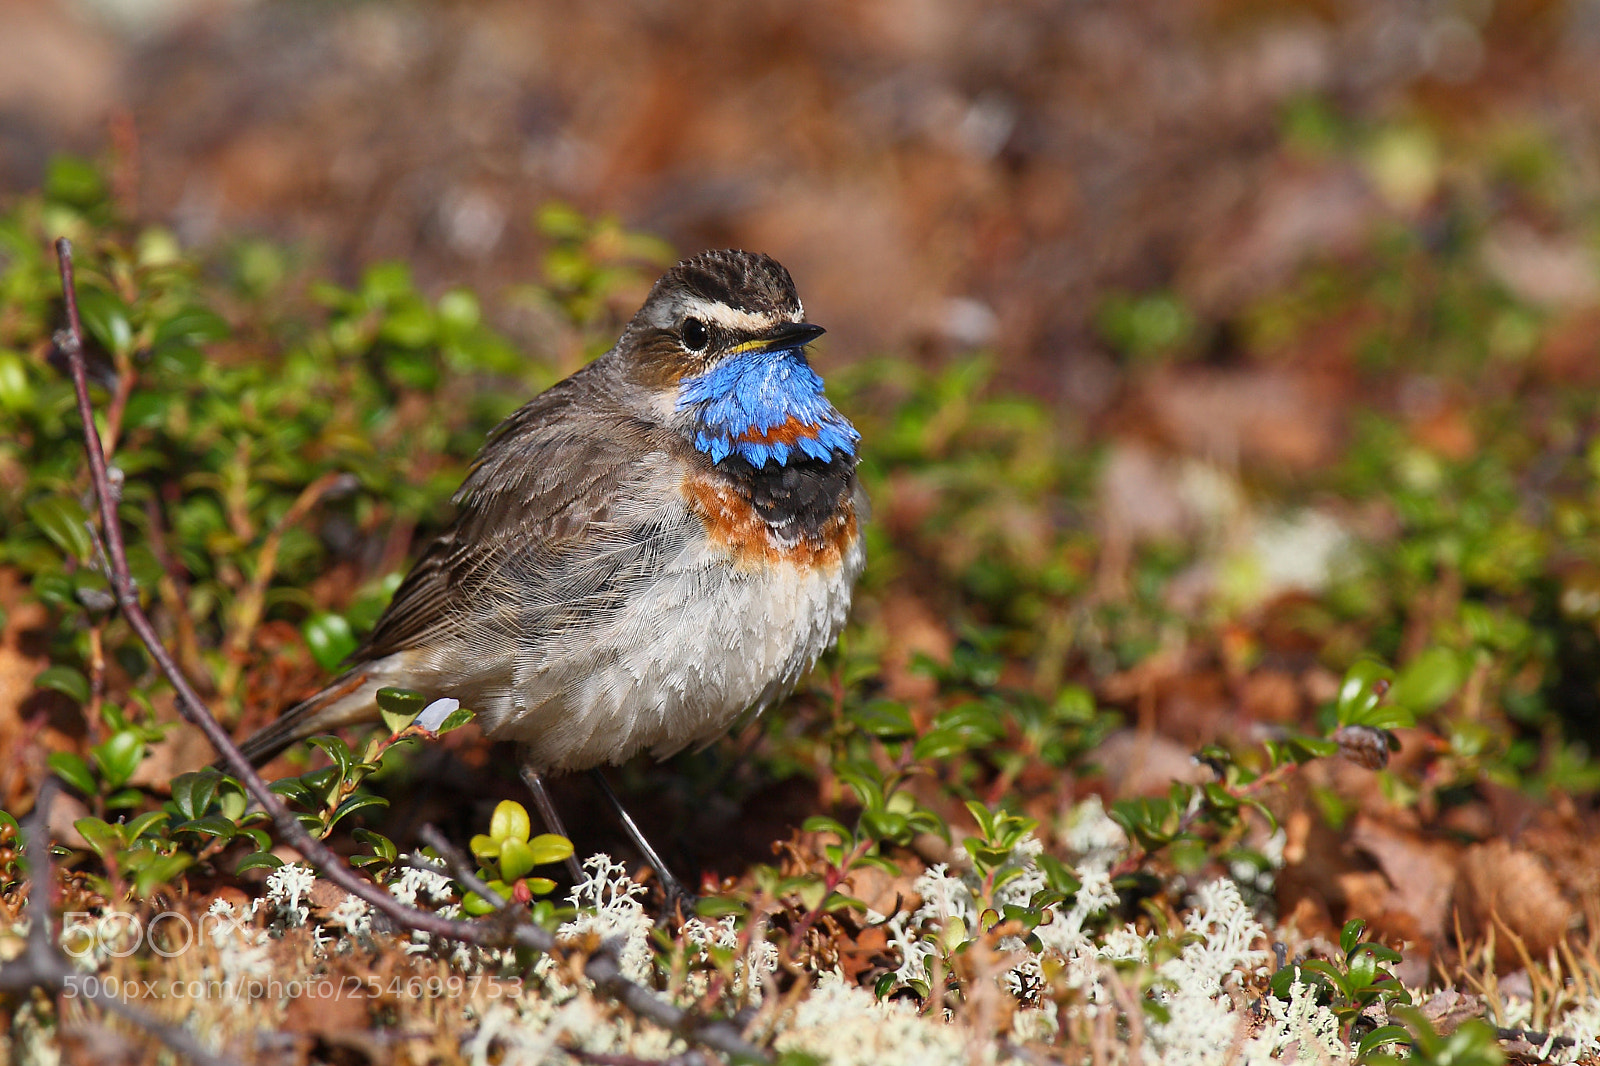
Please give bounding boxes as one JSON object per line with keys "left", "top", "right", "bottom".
{"left": 416, "top": 824, "right": 504, "bottom": 907}
{"left": 0, "top": 780, "right": 233, "bottom": 1066}
{"left": 56, "top": 235, "right": 541, "bottom": 946}
{"left": 49, "top": 238, "right": 769, "bottom": 1063}
{"left": 0, "top": 780, "right": 70, "bottom": 992}
{"left": 569, "top": 1050, "right": 716, "bottom": 1066}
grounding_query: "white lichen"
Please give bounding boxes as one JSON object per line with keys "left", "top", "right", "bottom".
{"left": 388, "top": 852, "right": 455, "bottom": 907}
{"left": 772, "top": 970, "right": 978, "bottom": 1066}
{"left": 328, "top": 894, "right": 371, "bottom": 938}
{"left": 559, "top": 854, "right": 654, "bottom": 984}
{"left": 1243, "top": 977, "right": 1345, "bottom": 1064}
{"left": 264, "top": 862, "right": 316, "bottom": 926}
{"left": 680, "top": 914, "right": 779, "bottom": 1005}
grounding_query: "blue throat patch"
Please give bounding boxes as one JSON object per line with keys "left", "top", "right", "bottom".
{"left": 676, "top": 347, "right": 859, "bottom": 468}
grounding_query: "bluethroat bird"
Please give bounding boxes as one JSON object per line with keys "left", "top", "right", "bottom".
{"left": 232, "top": 250, "right": 865, "bottom": 899}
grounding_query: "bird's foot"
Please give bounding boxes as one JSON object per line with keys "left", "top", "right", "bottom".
{"left": 655, "top": 872, "right": 700, "bottom": 927}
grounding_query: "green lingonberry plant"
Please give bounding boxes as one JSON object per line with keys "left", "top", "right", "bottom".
{"left": 1269, "top": 919, "right": 1414, "bottom": 1057}
{"left": 1368, "top": 1006, "right": 1506, "bottom": 1066}
{"left": 46, "top": 704, "right": 169, "bottom": 814}
{"left": 1110, "top": 657, "right": 1419, "bottom": 875}
{"left": 462, "top": 800, "right": 572, "bottom": 917}
{"left": 257, "top": 687, "right": 476, "bottom": 864}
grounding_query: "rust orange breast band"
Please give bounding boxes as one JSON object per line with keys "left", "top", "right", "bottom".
{"left": 734, "top": 415, "right": 820, "bottom": 446}
{"left": 682, "top": 472, "right": 858, "bottom": 570}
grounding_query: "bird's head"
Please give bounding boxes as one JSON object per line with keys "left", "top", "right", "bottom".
{"left": 621, "top": 250, "right": 858, "bottom": 469}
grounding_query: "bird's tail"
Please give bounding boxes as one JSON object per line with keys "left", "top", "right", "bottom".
{"left": 218, "top": 669, "right": 383, "bottom": 770}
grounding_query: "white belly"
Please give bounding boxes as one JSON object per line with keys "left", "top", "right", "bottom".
{"left": 373, "top": 527, "right": 864, "bottom": 771}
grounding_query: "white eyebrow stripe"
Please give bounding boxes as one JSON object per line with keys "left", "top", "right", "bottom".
{"left": 680, "top": 296, "right": 804, "bottom": 333}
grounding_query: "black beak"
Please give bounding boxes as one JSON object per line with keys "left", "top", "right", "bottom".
{"left": 762, "top": 321, "right": 826, "bottom": 350}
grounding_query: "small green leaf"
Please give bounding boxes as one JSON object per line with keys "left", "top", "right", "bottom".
{"left": 104, "top": 788, "right": 142, "bottom": 811}
{"left": 836, "top": 762, "right": 886, "bottom": 808}
{"left": 1268, "top": 965, "right": 1301, "bottom": 1001}
{"left": 375, "top": 687, "right": 427, "bottom": 734}
{"left": 177, "top": 815, "right": 238, "bottom": 841}
{"left": 912, "top": 729, "right": 967, "bottom": 762}
{"left": 307, "top": 736, "right": 356, "bottom": 780}
{"left": 91, "top": 731, "right": 146, "bottom": 790}
{"left": 298, "top": 767, "right": 340, "bottom": 795}
{"left": 1340, "top": 919, "right": 1366, "bottom": 955}
{"left": 461, "top": 892, "right": 498, "bottom": 916}
{"left": 74, "top": 817, "right": 123, "bottom": 859}
{"left": 802, "top": 815, "right": 851, "bottom": 842}
{"left": 1290, "top": 736, "right": 1341, "bottom": 760}
{"left": 526, "top": 833, "right": 574, "bottom": 866}
{"left": 1390, "top": 647, "right": 1463, "bottom": 713}
{"left": 217, "top": 783, "right": 248, "bottom": 822}
{"left": 437, "top": 288, "right": 481, "bottom": 330}
{"left": 1298, "top": 959, "right": 1351, "bottom": 997}
{"left": 76, "top": 286, "right": 133, "bottom": 354}
{"left": 499, "top": 837, "right": 537, "bottom": 881}
{"left": 46, "top": 155, "right": 106, "bottom": 207}
{"left": 490, "top": 800, "right": 531, "bottom": 844}
{"left": 1347, "top": 948, "right": 1379, "bottom": 988}
{"left": 327, "top": 793, "right": 389, "bottom": 830}
{"left": 907, "top": 808, "right": 950, "bottom": 842}
{"left": 694, "top": 895, "right": 744, "bottom": 919}
{"left": 1036, "top": 854, "right": 1081, "bottom": 895}
{"left": 933, "top": 702, "right": 1005, "bottom": 744}
{"left": 236, "top": 852, "right": 285, "bottom": 874}
{"left": 47, "top": 751, "right": 96, "bottom": 795}
{"left": 35, "top": 665, "right": 90, "bottom": 705}
{"left": 0, "top": 351, "right": 33, "bottom": 414}
{"left": 269, "top": 777, "right": 315, "bottom": 805}
{"left": 352, "top": 828, "right": 397, "bottom": 865}
{"left": 1334, "top": 659, "right": 1394, "bottom": 727}
{"left": 1357, "top": 1025, "right": 1412, "bottom": 1056}
{"left": 152, "top": 306, "right": 230, "bottom": 346}
{"left": 436, "top": 706, "right": 474, "bottom": 733}
{"left": 125, "top": 811, "right": 168, "bottom": 840}
{"left": 169, "top": 770, "right": 222, "bottom": 820}
{"left": 1365, "top": 943, "right": 1404, "bottom": 965}
{"left": 862, "top": 808, "right": 909, "bottom": 842}
{"left": 133, "top": 853, "right": 194, "bottom": 896}
{"left": 302, "top": 613, "right": 358, "bottom": 672}
{"left": 26, "top": 497, "right": 94, "bottom": 562}
{"left": 1346, "top": 703, "right": 1416, "bottom": 731}
{"left": 849, "top": 700, "right": 915, "bottom": 739}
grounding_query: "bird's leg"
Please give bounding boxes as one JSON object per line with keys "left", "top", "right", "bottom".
{"left": 518, "top": 765, "right": 585, "bottom": 884}
{"left": 589, "top": 769, "right": 697, "bottom": 917}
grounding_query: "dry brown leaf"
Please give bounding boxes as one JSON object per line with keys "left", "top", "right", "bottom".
{"left": 1455, "top": 841, "right": 1575, "bottom": 965}
{"left": 1237, "top": 669, "right": 1301, "bottom": 723}
{"left": 1092, "top": 729, "right": 1209, "bottom": 798}
{"left": 1349, "top": 815, "right": 1459, "bottom": 946}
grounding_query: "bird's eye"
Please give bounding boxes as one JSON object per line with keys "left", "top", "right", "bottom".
{"left": 681, "top": 317, "right": 709, "bottom": 351}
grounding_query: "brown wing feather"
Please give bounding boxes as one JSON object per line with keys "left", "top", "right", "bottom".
{"left": 225, "top": 362, "right": 668, "bottom": 769}
{"left": 354, "top": 366, "right": 656, "bottom": 662}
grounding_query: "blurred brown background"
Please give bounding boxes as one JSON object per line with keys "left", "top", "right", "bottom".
{"left": 5, "top": 0, "right": 1590, "bottom": 406}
